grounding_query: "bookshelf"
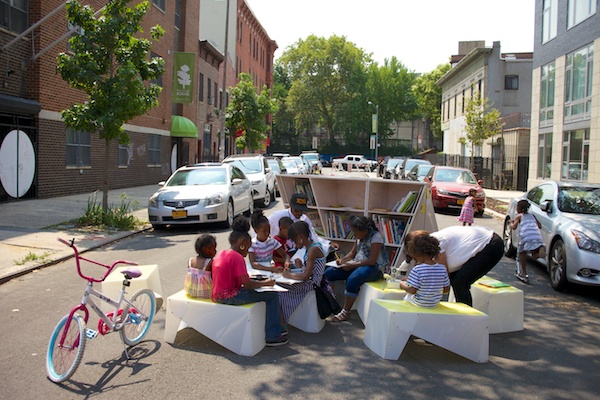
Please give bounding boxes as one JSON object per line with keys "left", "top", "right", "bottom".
{"left": 275, "top": 174, "right": 438, "bottom": 270}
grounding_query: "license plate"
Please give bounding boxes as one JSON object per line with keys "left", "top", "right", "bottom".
{"left": 171, "top": 210, "right": 187, "bottom": 219}
{"left": 457, "top": 199, "right": 464, "bottom": 205}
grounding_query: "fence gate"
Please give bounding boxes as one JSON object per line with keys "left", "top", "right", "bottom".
{"left": 517, "top": 157, "right": 529, "bottom": 192}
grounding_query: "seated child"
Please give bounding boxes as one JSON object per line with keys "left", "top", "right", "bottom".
{"left": 399, "top": 233, "right": 450, "bottom": 308}
{"left": 189, "top": 234, "right": 217, "bottom": 271}
{"left": 272, "top": 216, "right": 299, "bottom": 268}
{"left": 184, "top": 234, "right": 217, "bottom": 298}
{"left": 249, "top": 209, "right": 290, "bottom": 273}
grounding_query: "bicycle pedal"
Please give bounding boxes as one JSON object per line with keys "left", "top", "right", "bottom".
{"left": 128, "top": 314, "right": 141, "bottom": 324}
{"left": 85, "top": 328, "right": 99, "bottom": 339}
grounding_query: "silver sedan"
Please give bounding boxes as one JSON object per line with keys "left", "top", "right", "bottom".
{"left": 503, "top": 181, "right": 600, "bottom": 291}
{"left": 148, "top": 163, "right": 253, "bottom": 229}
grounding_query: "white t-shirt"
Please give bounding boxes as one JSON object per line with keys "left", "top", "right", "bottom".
{"left": 430, "top": 226, "right": 494, "bottom": 273}
{"left": 268, "top": 208, "right": 317, "bottom": 242}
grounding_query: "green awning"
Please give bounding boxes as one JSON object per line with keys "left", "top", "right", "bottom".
{"left": 170, "top": 115, "right": 198, "bottom": 138}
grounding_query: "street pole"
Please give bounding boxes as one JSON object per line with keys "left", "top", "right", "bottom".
{"left": 218, "top": 0, "right": 230, "bottom": 162}
{"left": 368, "top": 101, "right": 379, "bottom": 164}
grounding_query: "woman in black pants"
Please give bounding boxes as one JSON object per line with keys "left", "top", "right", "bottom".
{"left": 405, "top": 226, "right": 504, "bottom": 306}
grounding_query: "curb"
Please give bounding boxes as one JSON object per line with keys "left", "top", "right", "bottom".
{"left": 484, "top": 207, "right": 507, "bottom": 222}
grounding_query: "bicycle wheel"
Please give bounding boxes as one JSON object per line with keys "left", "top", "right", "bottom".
{"left": 46, "top": 314, "right": 86, "bottom": 383}
{"left": 120, "top": 289, "right": 156, "bottom": 346}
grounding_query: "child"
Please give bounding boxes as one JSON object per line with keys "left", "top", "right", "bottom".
{"left": 188, "top": 234, "right": 217, "bottom": 271}
{"left": 272, "top": 216, "right": 298, "bottom": 268}
{"left": 249, "top": 209, "right": 290, "bottom": 273}
{"left": 399, "top": 234, "right": 450, "bottom": 308}
{"left": 184, "top": 235, "right": 217, "bottom": 298}
{"left": 510, "top": 199, "right": 545, "bottom": 284}
{"left": 457, "top": 188, "right": 477, "bottom": 226}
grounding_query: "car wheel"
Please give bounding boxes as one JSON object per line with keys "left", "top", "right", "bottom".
{"left": 223, "top": 200, "right": 234, "bottom": 228}
{"left": 244, "top": 196, "right": 254, "bottom": 217}
{"left": 270, "top": 186, "right": 276, "bottom": 201}
{"left": 502, "top": 218, "right": 517, "bottom": 258}
{"left": 261, "top": 188, "right": 271, "bottom": 208}
{"left": 549, "top": 239, "right": 568, "bottom": 291}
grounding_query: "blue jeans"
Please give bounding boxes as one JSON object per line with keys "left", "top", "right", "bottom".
{"left": 324, "top": 265, "right": 382, "bottom": 298}
{"left": 216, "top": 288, "right": 282, "bottom": 341}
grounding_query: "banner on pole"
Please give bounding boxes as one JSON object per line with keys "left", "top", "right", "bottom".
{"left": 371, "top": 114, "right": 377, "bottom": 133}
{"left": 172, "top": 52, "right": 196, "bottom": 104}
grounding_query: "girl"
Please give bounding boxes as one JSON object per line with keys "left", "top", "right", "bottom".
{"left": 249, "top": 209, "right": 290, "bottom": 273}
{"left": 211, "top": 215, "right": 288, "bottom": 346}
{"left": 510, "top": 199, "right": 545, "bottom": 284}
{"left": 278, "top": 221, "right": 330, "bottom": 326}
{"left": 189, "top": 234, "right": 217, "bottom": 271}
{"left": 184, "top": 235, "right": 217, "bottom": 298}
{"left": 457, "top": 188, "right": 477, "bottom": 226}
{"left": 400, "top": 234, "right": 450, "bottom": 308}
{"left": 325, "top": 216, "right": 389, "bottom": 322}
{"left": 272, "top": 216, "right": 297, "bottom": 268}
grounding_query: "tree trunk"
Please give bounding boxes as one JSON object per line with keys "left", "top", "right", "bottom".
{"left": 102, "top": 138, "right": 110, "bottom": 215}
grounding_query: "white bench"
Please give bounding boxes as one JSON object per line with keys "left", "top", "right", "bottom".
{"left": 101, "top": 264, "right": 164, "bottom": 312}
{"left": 353, "top": 280, "right": 407, "bottom": 324}
{"left": 449, "top": 276, "right": 524, "bottom": 334}
{"left": 164, "top": 290, "right": 266, "bottom": 356}
{"left": 364, "top": 299, "right": 489, "bottom": 363}
{"left": 288, "top": 290, "right": 325, "bottom": 333}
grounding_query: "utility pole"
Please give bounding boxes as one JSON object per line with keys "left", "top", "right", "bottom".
{"left": 218, "top": 0, "right": 230, "bottom": 161}
{"left": 368, "top": 101, "right": 379, "bottom": 163}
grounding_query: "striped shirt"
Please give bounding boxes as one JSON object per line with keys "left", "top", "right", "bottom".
{"left": 249, "top": 237, "right": 282, "bottom": 263}
{"left": 405, "top": 263, "right": 450, "bottom": 308}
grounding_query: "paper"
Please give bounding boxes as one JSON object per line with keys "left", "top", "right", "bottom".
{"left": 326, "top": 260, "right": 343, "bottom": 269}
{"left": 255, "top": 284, "right": 288, "bottom": 292}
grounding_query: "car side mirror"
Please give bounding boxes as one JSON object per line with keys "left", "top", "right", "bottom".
{"left": 232, "top": 178, "right": 243, "bottom": 185}
{"left": 477, "top": 179, "right": 484, "bottom": 185}
{"left": 540, "top": 200, "right": 553, "bottom": 213}
{"left": 158, "top": 181, "right": 166, "bottom": 187}
{"left": 265, "top": 167, "right": 272, "bottom": 173}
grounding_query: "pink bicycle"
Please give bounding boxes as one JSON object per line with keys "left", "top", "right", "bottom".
{"left": 46, "top": 238, "right": 156, "bottom": 383}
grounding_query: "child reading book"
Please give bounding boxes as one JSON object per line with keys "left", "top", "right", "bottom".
{"left": 249, "top": 209, "right": 290, "bottom": 272}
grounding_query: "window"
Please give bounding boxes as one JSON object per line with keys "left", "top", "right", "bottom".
{"left": 118, "top": 144, "right": 129, "bottom": 167}
{"left": 150, "top": 52, "right": 163, "bottom": 87}
{"left": 1, "top": 0, "right": 28, "bottom": 33}
{"left": 564, "top": 43, "right": 593, "bottom": 120}
{"left": 540, "top": 62, "right": 555, "bottom": 127}
{"left": 505, "top": 75, "right": 519, "bottom": 90}
{"left": 174, "top": 0, "right": 181, "bottom": 30}
{"left": 66, "top": 128, "right": 91, "bottom": 167}
{"left": 562, "top": 129, "right": 589, "bottom": 181}
{"left": 542, "top": 0, "right": 558, "bottom": 43}
{"left": 568, "top": 0, "right": 596, "bottom": 28}
{"left": 148, "top": 134, "right": 161, "bottom": 166}
{"left": 207, "top": 78, "right": 212, "bottom": 104}
{"left": 527, "top": 183, "right": 556, "bottom": 206}
{"left": 214, "top": 81, "right": 218, "bottom": 107}
{"left": 152, "top": 0, "right": 165, "bottom": 11}
{"left": 453, "top": 95, "right": 457, "bottom": 117}
{"left": 461, "top": 90, "right": 465, "bottom": 114}
{"left": 198, "top": 73, "right": 204, "bottom": 102}
{"left": 537, "top": 133, "right": 553, "bottom": 179}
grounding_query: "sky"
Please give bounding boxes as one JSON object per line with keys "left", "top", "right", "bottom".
{"left": 245, "top": 0, "right": 536, "bottom": 73}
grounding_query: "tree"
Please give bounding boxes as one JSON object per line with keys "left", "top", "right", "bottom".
{"left": 460, "top": 93, "right": 505, "bottom": 169}
{"left": 271, "top": 64, "right": 296, "bottom": 151}
{"left": 225, "top": 73, "right": 278, "bottom": 152}
{"left": 412, "top": 63, "right": 451, "bottom": 142}
{"left": 57, "top": 0, "right": 165, "bottom": 214}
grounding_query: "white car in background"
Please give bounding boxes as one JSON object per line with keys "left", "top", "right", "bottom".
{"left": 282, "top": 158, "right": 301, "bottom": 175}
{"left": 223, "top": 154, "right": 276, "bottom": 208}
{"left": 283, "top": 156, "right": 306, "bottom": 174}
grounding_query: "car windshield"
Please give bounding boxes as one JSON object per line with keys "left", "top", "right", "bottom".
{"left": 387, "top": 159, "right": 402, "bottom": 168}
{"left": 417, "top": 165, "right": 432, "bottom": 176}
{"left": 283, "top": 160, "right": 298, "bottom": 169}
{"left": 303, "top": 154, "right": 318, "bottom": 161}
{"left": 434, "top": 169, "right": 477, "bottom": 184}
{"left": 405, "top": 160, "right": 430, "bottom": 170}
{"left": 557, "top": 187, "right": 600, "bottom": 215}
{"left": 267, "top": 160, "right": 281, "bottom": 173}
{"left": 166, "top": 168, "right": 227, "bottom": 186}
{"left": 225, "top": 159, "right": 262, "bottom": 173}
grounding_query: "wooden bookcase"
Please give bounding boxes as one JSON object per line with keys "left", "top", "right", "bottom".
{"left": 275, "top": 174, "right": 438, "bottom": 269}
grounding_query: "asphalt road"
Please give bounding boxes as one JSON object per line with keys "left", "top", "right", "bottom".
{"left": 1, "top": 199, "right": 599, "bottom": 399}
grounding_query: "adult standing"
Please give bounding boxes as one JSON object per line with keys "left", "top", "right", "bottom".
{"left": 405, "top": 226, "right": 503, "bottom": 306}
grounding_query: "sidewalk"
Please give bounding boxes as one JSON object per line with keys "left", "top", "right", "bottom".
{"left": 0, "top": 185, "right": 158, "bottom": 283}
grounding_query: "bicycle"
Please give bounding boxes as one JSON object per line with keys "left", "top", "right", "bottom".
{"left": 46, "top": 238, "right": 156, "bottom": 383}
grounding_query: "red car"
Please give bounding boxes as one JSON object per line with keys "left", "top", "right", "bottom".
{"left": 424, "top": 166, "right": 486, "bottom": 216}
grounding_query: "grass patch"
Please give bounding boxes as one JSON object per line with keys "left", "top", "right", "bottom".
{"left": 77, "top": 191, "right": 144, "bottom": 230}
{"left": 14, "top": 251, "right": 50, "bottom": 266}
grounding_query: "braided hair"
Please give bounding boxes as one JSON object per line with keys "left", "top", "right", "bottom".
{"left": 229, "top": 215, "right": 251, "bottom": 245}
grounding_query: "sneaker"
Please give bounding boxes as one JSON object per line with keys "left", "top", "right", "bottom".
{"left": 281, "top": 328, "right": 289, "bottom": 336}
{"left": 515, "top": 273, "right": 530, "bottom": 285}
{"left": 266, "top": 335, "right": 289, "bottom": 347}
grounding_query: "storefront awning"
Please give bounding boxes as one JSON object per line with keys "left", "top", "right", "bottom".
{"left": 170, "top": 115, "right": 198, "bottom": 138}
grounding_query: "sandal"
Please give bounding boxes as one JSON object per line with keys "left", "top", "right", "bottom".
{"left": 330, "top": 309, "right": 348, "bottom": 322}
{"left": 515, "top": 274, "right": 530, "bottom": 284}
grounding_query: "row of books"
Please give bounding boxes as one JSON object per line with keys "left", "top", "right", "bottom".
{"left": 322, "top": 211, "right": 408, "bottom": 245}
{"left": 323, "top": 212, "right": 354, "bottom": 239}
{"left": 391, "top": 191, "right": 419, "bottom": 213}
{"left": 293, "top": 180, "right": 315, "bottom": 206}
{"left": 372, "top": 214, "right": 407, "bottom": 245}
{"left": 306, "top": 211, "right": 326, "bottom": 237}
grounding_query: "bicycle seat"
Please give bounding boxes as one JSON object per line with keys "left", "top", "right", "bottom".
{"left": 121, "top": 268, "right": 142, "bottom": 279}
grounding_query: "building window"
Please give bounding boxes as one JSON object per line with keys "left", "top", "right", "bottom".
{"left": 542, "top": 0, "right": 558, "bottom": 43}
{"left": 453, "top": 95, "right": 457, "bottom": 117}
{"left": 152, "top": 0, "right": 165, "bottom": 11}
{"left": 562, "top": 129, "right": 589, "bottom": 181}
{"left": 66, "top": 128, "right": 91, "bottom": 167}
{"left": 505, "top": 75, "right": 519, "bottom": 90}
{"left": 0, "top": 0, "right": 28, "bottom": 33}
{"left": 150, "top": 52, "right": 163, "bottom": 87}
{"left": 118, "top": 144, "right": 129, "bottom": 167}
{"left": 461, "top": 90, "right": 465, "bottom": 114}
{"left": 174, "top": 0, "right": 181, "bottom": 30}
{"left": 540, "top": 62, "right": 555, "bottom": 127}
{"left": 148, "top": 134, "right": 161, "bottom": 166}
{"left": 198, "top": 73, "right": 204, "bottom": 102}
{"left": 568, "top": 0, "right": 596, "bottom": 28}
{"left": 537, "top": 133, "right": 553, "bottom": 179}
{"left": 214, "top": 81, "right": 218, "bottom": 107}
{"left": 564, "top": 43, "right": 593, "bottom": 120}
{"left": 207, "top": 78, "right": 212, "bottom": 105}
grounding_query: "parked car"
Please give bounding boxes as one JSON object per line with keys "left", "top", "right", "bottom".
{"left": 503, "top": 181, "right": 600, "bottom": 291}
{"left": 383, "top": 157, "right": 406, "bottom": 179}
{"left": 332, "top": 154, "right": 376, "bottom": 171}
{"left": 148, "top": 163, "right": 253, "bottom": 229}
{"left": 424, "top": 166, "right": 485, "bottom": 215}
{"left": 319, "top": 155, "right": 332, "bottom": 167}
{"left": 394, "top": 158, "right": 432, "bottom": 180}
{"left": 282, "top": 156, "right": 306, "bottom": 174}
{"left": 223, "top": 154, "right": 276, "bottom": 207}
{"left": 281, "top": 159, "right": 301, "bottom": 175}
{"left": 266, "top": 157, "right": 287, "bottom": 197}
{"left": 301, "top": 151, "right": 323, "bottom": 174}
{"left": 406, "top": 164, "right": 434, "bottom": 182}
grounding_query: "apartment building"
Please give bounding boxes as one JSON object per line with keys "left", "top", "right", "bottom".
{"left": 530, "top": 0, "right": 599, "bottom": 186}
{"left": 437, "top": 41, "right": 533, "bottom": 190}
